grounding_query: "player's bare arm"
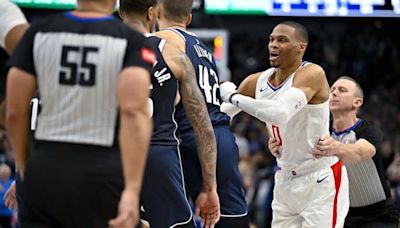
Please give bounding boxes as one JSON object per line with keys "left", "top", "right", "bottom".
{"left": 163, "top": 44, "right": 220, "bottom": 225}
{"left": 0, "top": 0, "right": 29, "bottom": 55}
{"left": 156, "top": 30, "right": 186, "bottom": 52}
{"left": 164, "top": 43, "right": 217, "bottom": 190}
{"left": 313, "top": 136, "right": 376, "bottom": 163}
{"left": 109, "top": 67, "right": 152, "bottom": 228}
{"left": 6, "top": 68, "right": 36, "bottom": 178}
{"left": 237, "top": 72, "right": 262, "bottom": 98}
{"left": 4, "top": 24, "right": 29, "bottom": 55}
{"left": 292, "top": 63, "right": 329, "bottom": 104}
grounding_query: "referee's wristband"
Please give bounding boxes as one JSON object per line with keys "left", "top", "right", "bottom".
{"left": 229, "top": 92, "right": 238, "bottom": 104}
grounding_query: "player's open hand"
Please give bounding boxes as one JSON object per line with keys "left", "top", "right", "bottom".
{"left": 219, "top": 81, "right": 237, "bottom": 103}
{"left": 195, "top": 189, "right": 220, "bottom": 228}
{"left": 268, "top": 137, "right": 281, "bottom": 158}
{"left": 4, "top": 180, "right": 17, "bottom": 209}
{"left": 108, "top": 189, "right": 139, "bottom": 228}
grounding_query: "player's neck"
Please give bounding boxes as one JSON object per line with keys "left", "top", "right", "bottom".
{"left": 274, "top": 60, "right": 303, "bottom": 83}
{"left": 125, "top": 19, "right": 150, "bottom": 34}
{"left": 159, "top": 21, "right": 186, "bottom": 31}
{"left": 332, "top": 113, "right": 359, "bottom": 133}
{"left": 75, "top": 1, "right": 115, "bottom": 16}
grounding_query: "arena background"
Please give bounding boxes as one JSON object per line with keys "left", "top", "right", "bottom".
{"left": 0, "top": 0, "right": 399, "bottom": 227}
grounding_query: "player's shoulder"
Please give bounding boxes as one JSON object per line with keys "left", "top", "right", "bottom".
{"left": 298, "top": 62, "right": 325, "bottom": 78}
{"left": 155, "top": 30, "right": 185, "bottom": 52}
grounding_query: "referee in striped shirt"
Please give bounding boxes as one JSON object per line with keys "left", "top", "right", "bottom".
{"left": 313, "top": 76, "right": 399, "bottom": 228}
{"left": 6, "top": 0, "right": 155, "bottom": 227}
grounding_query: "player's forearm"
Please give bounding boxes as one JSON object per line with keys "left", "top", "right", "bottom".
{"left": 178, "top": 55, "right": 218, "bottom": 190}
{"left": 230, "top": 87, "right": 307, "bottom": 125}
{"left": 5, "top": 110, "right": 29, "bottom": 177}
{"left": 119, "top": 111, "right": 152, "bottom": 192}
{"left": 181, "top": 92, "right": 217, "bottom": 190}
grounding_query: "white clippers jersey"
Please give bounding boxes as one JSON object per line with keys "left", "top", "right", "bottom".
{"left": 256, "top": 62, "right": 336, "bottom": 172}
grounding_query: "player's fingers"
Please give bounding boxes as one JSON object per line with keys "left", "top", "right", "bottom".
{"left": 108, "top": 211, "right": 129, "bottom": 228}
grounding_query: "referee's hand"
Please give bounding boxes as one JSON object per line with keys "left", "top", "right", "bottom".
{"left": 108, "top": 189, "right": 139, "bottom": 228}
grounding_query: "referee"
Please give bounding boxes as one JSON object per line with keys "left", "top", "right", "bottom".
{"left": 313, "top": 76, "right": 399, "bottom": 228}
{"left": 6, "top": 0, "right": 154, "bottom": 227}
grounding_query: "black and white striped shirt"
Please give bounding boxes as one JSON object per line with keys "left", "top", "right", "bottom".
{"left": 10, "top": 12, "right": 153, "bottom": 147}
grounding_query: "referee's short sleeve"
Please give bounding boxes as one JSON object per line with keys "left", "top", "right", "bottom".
{"left": 8, "top": 24, "right": 36, "bottom": 76}
{"left": 357, "top": 121, "right": 383, "bottom": 151}
{"left": 123, "top": 31, "right": 155, "bottom": 73}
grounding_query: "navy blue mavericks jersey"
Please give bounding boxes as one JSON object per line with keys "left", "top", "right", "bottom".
{"left": 147, "top": 35, "right": 179, "bottom": 146}
{"left": 168, "top": 28, "right": 230, "bottom": 133}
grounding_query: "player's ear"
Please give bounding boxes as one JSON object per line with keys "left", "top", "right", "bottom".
{"left": 118, "top": 8, "right": 123, "bottom": 20}
{"left": 185, "top": 13, "right": 192, "bottom": 26}
{"left": 299, "top": 42, "right": 307, "bottom": 53}
{"left": 147, "top": 6, "right": 153, "bottom": 21}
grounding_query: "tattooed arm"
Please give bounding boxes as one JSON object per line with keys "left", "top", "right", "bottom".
{"left": 162, "top": 42, "right": 220, "bottom": 225}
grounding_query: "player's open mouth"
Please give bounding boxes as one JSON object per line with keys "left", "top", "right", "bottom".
{"left": 269, "top": 53, "right": 279, "bottom": 60}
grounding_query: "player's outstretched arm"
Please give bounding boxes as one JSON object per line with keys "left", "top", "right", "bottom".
{"left": 109, "top": 67, "right": 152, "bottom": 228}
{"left": 163, "top": 43, "right": 220, "bottom": 227}
{"left": 6, "top": 68, "right": 36, "bottom": 178}
{"left": 220, "top": 72, "right": 259, "bottom": 118}
{"left": 220, "top": 64, "right": 327, "bottom": 125}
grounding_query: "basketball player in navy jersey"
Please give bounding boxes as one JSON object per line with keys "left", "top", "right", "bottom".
{"left": 119, "top": 0, "right": 220, "bottom": 227}
{"left": 6, "top": 0, "right": 154, "bottom": 227}
{"left": 155, "top": 0, "right": 249, "bottom": 227}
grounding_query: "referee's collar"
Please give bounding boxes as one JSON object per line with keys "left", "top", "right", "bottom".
{"left": 64, "top": 11, "right": 114, "bottom": 22}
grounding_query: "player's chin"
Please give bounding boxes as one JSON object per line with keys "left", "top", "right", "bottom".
{"left": 269, "top": 61, "right": 279, "bottom": 67}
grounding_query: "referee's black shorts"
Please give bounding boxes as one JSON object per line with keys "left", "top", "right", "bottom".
{"left": 20, "top": 140, "right": 124, "bottom": 228}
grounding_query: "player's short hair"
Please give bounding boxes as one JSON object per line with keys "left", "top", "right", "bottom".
{"left": 337, "top": 76, "right": 364, "bottom": 99}
{"left": 159, "top": 0, "right": 192, "bottom": 22}
{"left": 119, "top": 0, "right": 158, "bottom": 15}
{"left": 279, "top": 21, "right": 309, "bottom": 43}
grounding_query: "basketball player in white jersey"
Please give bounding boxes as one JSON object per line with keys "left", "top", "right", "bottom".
{"left": 220, "top": 21, "right": 349, "bottom": 228}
